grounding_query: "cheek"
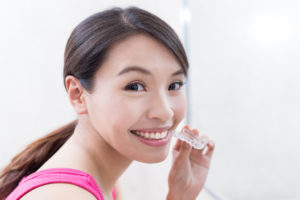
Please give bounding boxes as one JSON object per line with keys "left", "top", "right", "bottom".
{"left": 87, "top": 94, "right": 136, "bottom": 148}
{"left": 172, "top": 94, "right": 187, "bottom": 123}
{"left": 98, "top": 95, "right": 142, "bottom": 130}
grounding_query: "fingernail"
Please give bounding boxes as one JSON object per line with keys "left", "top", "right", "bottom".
{"left": 184, "top": 125, "right": 190, "bottom": 130}
{"left": 192, "top": 129, "right": 199, "bottom": 135}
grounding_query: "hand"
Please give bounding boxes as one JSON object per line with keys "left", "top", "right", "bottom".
{"left": 167, "top": 125, "right": 215, "bottom": 200}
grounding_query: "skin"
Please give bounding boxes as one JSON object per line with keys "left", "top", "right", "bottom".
{"left": 21, "top": 34, "right": 215, "bottom": 200}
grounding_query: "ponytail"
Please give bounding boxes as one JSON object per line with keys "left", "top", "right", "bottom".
{"left": 0, "top": 119, "right": 78, "bottom": 199}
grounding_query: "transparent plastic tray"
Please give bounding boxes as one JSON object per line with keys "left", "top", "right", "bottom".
{"left": 171, "top": 128, "right": 208, "bottom": 150}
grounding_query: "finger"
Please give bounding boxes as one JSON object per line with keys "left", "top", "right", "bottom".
{"left": 191, "top": 129, "right": 199, "bottom": 136}
{"left": 204, "top": 140, "right": 215, "bottom": 158}
{"left": 183, "top": 124, "right": 190, "bottom": 130}
{"left": 178, "top": 141, "right": 192, "bottom": 160}
{"left": 173, "top": 139, "right": 182, "bottom": 151}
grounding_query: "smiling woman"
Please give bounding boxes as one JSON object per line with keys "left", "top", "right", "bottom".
{"left": 0, "top": 6, "right": 214, "bottom": 200}
{"left": 77, "top": 34, "right": 187, "bottom": 164}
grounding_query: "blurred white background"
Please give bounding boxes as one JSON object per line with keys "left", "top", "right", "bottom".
{"left": 0, "top": 0, "right": 299, "bottom": 200}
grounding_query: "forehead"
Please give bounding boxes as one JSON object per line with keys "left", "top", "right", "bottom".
{"left": 95, "top": 34, "right": 182, "bottom": 78}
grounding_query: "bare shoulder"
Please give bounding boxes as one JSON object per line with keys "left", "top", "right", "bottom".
{"left": 20, "top": 183, "right": 97, "bottom": 200}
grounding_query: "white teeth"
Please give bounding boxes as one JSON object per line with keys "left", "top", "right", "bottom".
{"left": 155, "top": 133, "right": 161, "bottom": 139}
{"left": 161, "top": 131, "right": 167, "bottom": 138}
{"left": 134, "top": 130, "right": 168, "bottom": 139}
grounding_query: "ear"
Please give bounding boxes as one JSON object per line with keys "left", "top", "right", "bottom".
{"left": 65, "top": 75, "right": 88, "bottom": 115}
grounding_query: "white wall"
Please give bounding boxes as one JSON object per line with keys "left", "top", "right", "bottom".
{"left": 189, "top": 0, "right": 300, "bottom": 199}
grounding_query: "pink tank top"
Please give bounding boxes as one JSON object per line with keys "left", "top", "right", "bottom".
{"left": 5, "top": 168, "right": 117, "bottom": 200}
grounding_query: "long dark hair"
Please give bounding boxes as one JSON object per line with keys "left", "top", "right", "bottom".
{"left": 0, "top": 6, "right": 188, "bottom": 199}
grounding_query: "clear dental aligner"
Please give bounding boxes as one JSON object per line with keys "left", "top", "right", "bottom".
{"left": 171, "top": 128, "right": 208, "bottom": 150}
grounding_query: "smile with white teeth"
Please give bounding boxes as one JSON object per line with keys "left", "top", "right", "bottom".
{"left": 131, "top": 130, "right": 168, "bottom": 140}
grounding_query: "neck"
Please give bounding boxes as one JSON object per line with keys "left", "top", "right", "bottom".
{"left": 73, "top": 118, "right": 132, "bottom": 193}
{"left": 42, "top": 117, "right": 132, "bottom": 197}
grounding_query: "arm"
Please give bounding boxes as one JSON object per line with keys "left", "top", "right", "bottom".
{"left": 20, "top": 183, "right": 97, "bottom": 200}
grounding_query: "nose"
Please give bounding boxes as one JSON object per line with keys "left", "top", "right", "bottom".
{"left": 146, "top": 92, "right": 174, "bottom": 122}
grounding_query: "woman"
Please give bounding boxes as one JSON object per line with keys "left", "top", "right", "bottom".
{"left": 0, "top": 6, "right": 215, "bottom": 200}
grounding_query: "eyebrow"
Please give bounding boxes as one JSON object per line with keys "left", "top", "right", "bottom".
{"left": 117, "top": 66, "right": 185, "bottom": 76}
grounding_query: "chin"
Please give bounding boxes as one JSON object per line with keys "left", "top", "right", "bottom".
{"left": 135, "top": 150, "right": 169, "bottom": 163}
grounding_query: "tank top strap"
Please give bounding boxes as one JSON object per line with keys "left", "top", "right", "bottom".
{"left": 6, "top": 168, "right": 115, "bottom": 200}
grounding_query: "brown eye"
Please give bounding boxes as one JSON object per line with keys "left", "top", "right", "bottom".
{"left": 125, "top": 82, "right": 146, "bottom": 91}
{"left": 168, "top": 81, "right": 184, "bottom": 91}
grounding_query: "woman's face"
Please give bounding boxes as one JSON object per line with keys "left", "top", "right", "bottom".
{"left": 84, "top": 34, "right": 187, "bottom": 163}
